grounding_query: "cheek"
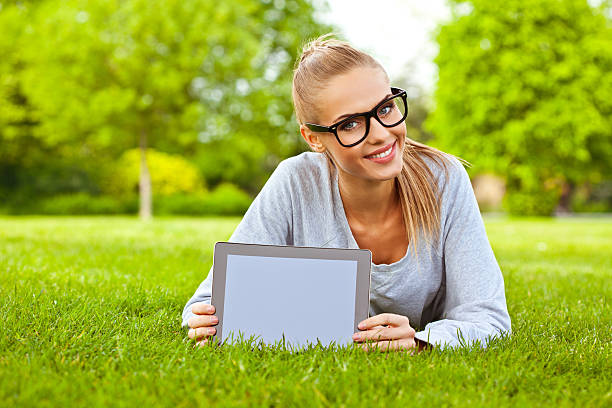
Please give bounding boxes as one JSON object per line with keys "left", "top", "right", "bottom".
{"left": 328, "top": 146, "right": 364, "bottom": 173}
{"left": 395, "top": 128, "right": 407, "bottom": 152}
{"left": 394, "top": 123, "right": 407, "bottom": 138}
{"left": 337, "top": 148, "right": 363, "bottom": 167}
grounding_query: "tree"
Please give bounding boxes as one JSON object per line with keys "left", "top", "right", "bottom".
{"left": 10, "top": 0, "right": 330, "bottom": 218}
{"left": 393, "top": 63, "right": 437, "bottom": 145}
{"left": 427, "top": 0, "right": 612, "bottom": 215}
{"left": 0, "top": 3, "right": 41, "bottom": 171}
{"left": 0, "top": 3, "right": 85, "bottom": 209}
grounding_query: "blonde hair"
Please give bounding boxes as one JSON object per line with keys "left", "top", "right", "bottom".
{"left": 292, "top": 34, "right": 463, "bottom": 255}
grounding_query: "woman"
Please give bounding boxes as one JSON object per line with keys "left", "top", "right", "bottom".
{"left": 182, "top": 35, "right": 511, "bottom": 352}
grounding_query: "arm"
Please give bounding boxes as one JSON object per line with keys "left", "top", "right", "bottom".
{"left": 181, "top": 160, "right": 294, "bottom": 328}
{"left": 414, "top": 158, "right": 511, "bottom": 349}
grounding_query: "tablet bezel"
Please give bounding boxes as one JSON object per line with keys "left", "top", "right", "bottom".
{"left": 210, "top": 241, "right": 371, "bottom": 346}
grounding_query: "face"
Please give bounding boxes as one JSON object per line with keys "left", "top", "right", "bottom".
{"left": 300, "top": 66, "right": 406, "bottom": 184}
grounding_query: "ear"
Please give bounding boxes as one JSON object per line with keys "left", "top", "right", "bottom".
{"left": 300, "top": 125, "right": 326, "bottom": 153}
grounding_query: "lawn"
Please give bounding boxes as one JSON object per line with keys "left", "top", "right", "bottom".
{"left": 0, "top": 216, "right": 610, "bottom": 407}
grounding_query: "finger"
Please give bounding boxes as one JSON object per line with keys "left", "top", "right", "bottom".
{"left": 354, "top": 325, "right": 414, "bottom": 342}
{"left": 353, "top": 326, "right": 390, "bottom": 342}
{"left": 188, "top": 326, "right": 216, "bottom": 340}
{"left": 355, "top": 324, "right": 386, "bottom": 333}
{"left": 196, "top": 338, "right": 209, "bottom": 348}
{"left": 356, "top": 324, "right": 386, "bottom": 331}
{"left": 361, "top": 338, "right": 416, "bottom": 352}
{"left": 358, "top": 313, "right": 410, "bottom": 330}
{"left": 188, "top": 326, "right": 216, "bottom": 341}
{"left": 187, "top": 314, "right": 218, "bottom": 328}
{"left": 192, "top": 303, "right": 215, "bottom": 315}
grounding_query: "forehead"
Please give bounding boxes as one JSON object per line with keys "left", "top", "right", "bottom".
{"left": 317, "top": 67, "right": 390, "bottom": 123}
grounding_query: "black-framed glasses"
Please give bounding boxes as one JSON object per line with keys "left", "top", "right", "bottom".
{"left": 305, "top": 87, "right": 408, "bottom": 147}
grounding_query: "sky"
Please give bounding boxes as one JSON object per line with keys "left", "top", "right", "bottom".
{"left": 315, "top": 0, "right": 452, "bottom": 94}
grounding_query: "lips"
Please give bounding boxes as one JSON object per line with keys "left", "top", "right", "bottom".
{"left": 364, "top": 141, "right": 395, "bottom": 158}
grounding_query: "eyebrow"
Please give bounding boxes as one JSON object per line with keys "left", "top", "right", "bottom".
{"left": 332, "top": 93, "right": 394, "bottom": 123}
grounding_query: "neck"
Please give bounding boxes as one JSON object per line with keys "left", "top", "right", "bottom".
{"left": 338, "top": 170, "right": 400, "bottom": 226}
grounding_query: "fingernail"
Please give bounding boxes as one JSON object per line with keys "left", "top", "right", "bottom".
{"left": 212, "top": 317, "right": 218, "bottom": 324}
{"left": 358, "top": 322, "right": 365, "bottom": 329}
{"left": 352, "top": 333, "right": 360, "bottom": 340}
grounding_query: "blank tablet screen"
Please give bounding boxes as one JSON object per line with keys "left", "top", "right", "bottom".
{"left": 222, "top": 254, "right": 358, "bottom": 347}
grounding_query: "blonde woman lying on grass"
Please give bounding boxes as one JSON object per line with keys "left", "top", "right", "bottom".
{"left": 182, "top": 35, "right": 511, "bottom": 352}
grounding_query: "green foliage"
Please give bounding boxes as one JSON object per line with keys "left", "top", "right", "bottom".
{"left": 203, "top": 183, "right": 253, "bottom": 215}
{"left": 0, "top": 217, "right": 610, "bottom": 406}
{"left": 503, "top": 189, "right": 560, "bottom": 216}
{"left": 192, "top": 136, "right": 270, "bottom": 195}
{"left": 155, "top": 183, "right": 252, "bottom": 216}
{"left": 37, "top": 193, "right": 135, "bottom": 215}
{"left": 0, "top": 3, "right": 42, "bottom": 167}
{"left": 427, "top": 0, "right": 612, "bottom": 215}
{"left": 104, "top": 148, "right": 204, "bottom": 197}
{"left": 570, "top": 180, "right": 612, "bottom": 212}
{"left": 1, "top": 182, "right": 251, "bottom": 215}
{"left": 0, "top": 0, "right": 331, "bottom": 202}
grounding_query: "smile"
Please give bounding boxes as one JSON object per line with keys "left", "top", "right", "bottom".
{"left": 364, "top": 141, "right": 396, "bottom": 160}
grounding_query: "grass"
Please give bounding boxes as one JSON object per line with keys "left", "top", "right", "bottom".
{"left": 0, "top": 216, "right": 610, "bottom": 407}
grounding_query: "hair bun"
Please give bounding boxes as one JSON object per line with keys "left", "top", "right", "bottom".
{"left": 298, "top": 33, "right": 339, "bottom": 64}
{"left": 306, "top": 33, "right": 337, "bottom": 48}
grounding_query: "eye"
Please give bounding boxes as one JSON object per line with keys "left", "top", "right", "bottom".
{"left": 378, "top": 102, "right": 395, "bottom": 117}
{"left": 339, "top": 120, "right": 359, "bottom": 132}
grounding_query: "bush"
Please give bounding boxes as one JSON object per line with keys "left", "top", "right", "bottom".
{"left": 154, "top": 194, "right": 209, "bottom": 215}
{"left": 203, "top": 183, "right": 253, "bottom": 215}
{"left": 37, "top": 193, "right": 134, "bottom": 215}
{"left": 571, "top": 181, "right": 612, "bottom": 213}
{"left": 103, "top": 148, "right": 205, "bottom": 196}
{"left": 4, "top": 184, "right": 251, "bottom": 216}
{"left": 155, "top": 183, "right": 252, "bottom": 216}
{"left": 503, "top": 189, "right": 560, "bottom": 216}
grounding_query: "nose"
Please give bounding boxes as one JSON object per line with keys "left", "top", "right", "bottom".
{"left": 366, "top": 115, "right": 390, "bottom": 144}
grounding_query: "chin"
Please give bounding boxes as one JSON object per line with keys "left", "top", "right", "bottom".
{"left": 391, "top": 165, "right": 403, "bottom": 179}
{"left": 369, "top": 160, "right": 403, "bottom": 181}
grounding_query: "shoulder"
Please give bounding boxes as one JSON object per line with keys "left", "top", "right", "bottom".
{"left": 252, "top": 152, "right": 332, "bottom": 204}
{"left": 277, "top": 151, "right": 330, "bottom": 174}
{"left": 418, "top": 149, "right": 470, "bottom": 195}
{"left": 272, "top": 151, "right": 332, "bottom": 187}
{"left": 419, "top": 151, "right": 481, "bottom": 237}
{"left": 416, "top": 149, "right": 475, "bottom": 229}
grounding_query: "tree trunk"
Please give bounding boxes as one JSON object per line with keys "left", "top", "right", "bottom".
{"left": 556, "top": 181, "right": 574, "bottom": 215}
{"left": 139, "top": 131, "right": 152, "bottom": 221}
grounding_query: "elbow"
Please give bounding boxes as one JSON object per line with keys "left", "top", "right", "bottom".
{"left": 494, "top": 306, "right": 512, "bottom": 336}
{"left": 481, "top": 310, "right": 512, "bottom": 347}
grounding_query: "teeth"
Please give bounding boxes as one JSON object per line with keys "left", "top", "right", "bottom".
{"left": 367, "top": 144, "right": 393, "bottom": 159}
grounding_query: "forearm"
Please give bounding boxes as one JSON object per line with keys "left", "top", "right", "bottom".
{"left": 415, "top": 314, "right": 511, "bottom": 350}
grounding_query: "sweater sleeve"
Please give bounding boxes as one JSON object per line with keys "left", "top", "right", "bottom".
{"left": 414, "top": 158, "right": 511, "bottom": 349}
{"left": 181, "top": 160, "right": 294, "bottom": 328}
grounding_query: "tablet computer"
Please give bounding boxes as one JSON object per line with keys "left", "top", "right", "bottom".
{"left": 210, "top": 241, "right": 371, "bottom": 349}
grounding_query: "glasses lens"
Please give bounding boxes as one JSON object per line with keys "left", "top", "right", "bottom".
{"left": 377, "top": 95, "right": 407, "bottom": 126}
{"left": 336, "top": 115, "right": 368, "bottom": 146}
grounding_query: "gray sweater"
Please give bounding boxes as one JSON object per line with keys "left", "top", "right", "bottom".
{"left": 182, "top": 152, "right": 511, "bottom": 349}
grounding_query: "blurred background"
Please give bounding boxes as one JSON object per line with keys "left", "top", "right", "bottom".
{"left": 0, "top": 0, "right": 610, "bottom": 219}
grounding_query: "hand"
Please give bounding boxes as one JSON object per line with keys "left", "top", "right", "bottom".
{"left": 353, "top": 313, "right": 423, "bottom": 353}
{"left": 187, "top": 302, "right": 218, "bottom": 347}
